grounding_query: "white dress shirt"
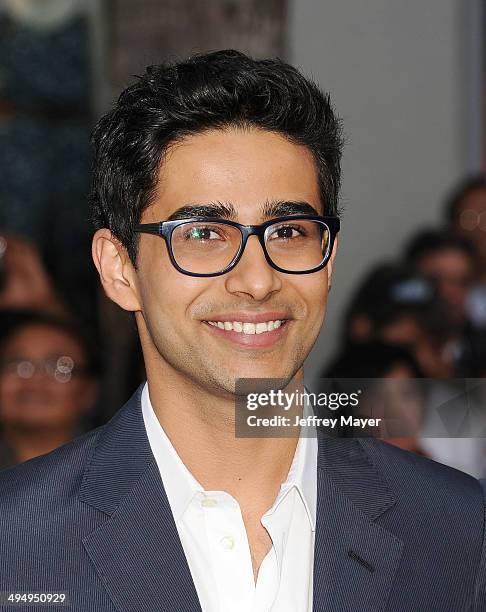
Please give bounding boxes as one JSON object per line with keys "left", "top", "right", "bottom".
{"left": 141, "top": 382, "right": 317, "bottom": 612}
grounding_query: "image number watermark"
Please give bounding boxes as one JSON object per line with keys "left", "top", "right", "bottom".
{"left": 0, "top": 592, "right": 69, "bottom": 606}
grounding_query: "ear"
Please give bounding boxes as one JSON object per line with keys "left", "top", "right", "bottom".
{"left": 326, "top": 234, "right": 339, "bottom": 291}
{"left": 92, "top": 229, "right": 142, "bottom": 312}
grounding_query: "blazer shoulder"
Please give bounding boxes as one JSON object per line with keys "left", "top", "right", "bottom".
{"left": 0, "top": 426, "right": 103, "bottom": 508}
{"left": 360, "top": 437, "right": 485, "bottom": 505}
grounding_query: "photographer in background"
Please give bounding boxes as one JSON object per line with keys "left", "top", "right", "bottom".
{"left": 340, "top": 263, "right": 453, "bottom": 378}
{"left": 322, "top": 341, "right": 427, "bottom": 455}
{"left": 403, "top": 229, "right": 485, "bottom": 377}
{"left": 445, "top": 176, "right": 486, "bottom": 333}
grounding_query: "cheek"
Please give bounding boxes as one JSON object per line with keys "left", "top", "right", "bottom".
{"left": 138, "top": 262, "right": 210, "bottom": 338}
{"left": 294, "top": 272, "right": 329, "bottom": 323}
{"left": 139, "top": 236, "right": 222, "bottom": 313}
{"left": 55, "top": 383, "right": 90, "bottom": 415}
{"left": 0, "top": 378, "right": 18, "bottom": 416}
{"left": 0, "top": 375, "right": 27, "bottom": 395}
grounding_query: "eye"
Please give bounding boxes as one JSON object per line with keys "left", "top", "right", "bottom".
{"left": 182, "top": 225, "right": 225, "bottom": 241}
{"left": 267, "top": 224, "right": 306, "bottom": 240}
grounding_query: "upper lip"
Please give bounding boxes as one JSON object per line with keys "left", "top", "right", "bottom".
{"left": 201, "top": 312, "right": 291, "bottom": 324}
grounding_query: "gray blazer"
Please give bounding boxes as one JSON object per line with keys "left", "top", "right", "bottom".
{"left": 0, "top": 384, "right": 485, "bottom": 611}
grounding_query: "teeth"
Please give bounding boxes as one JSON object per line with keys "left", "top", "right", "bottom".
{"left": 206, "top": 320, "right": 285, "bottom": 334}
{"left": 243, "top": 322, "right": 256, "bottom": 334}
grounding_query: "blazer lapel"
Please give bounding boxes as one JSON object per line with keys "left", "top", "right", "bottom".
{"left": 313, "top": 434, "right": 404, "bottom": 612}
{"left": 79, "top": 385, "right": 403, "bottom": 611}
{"left": 79, "top": 385, "right": 202, "bottom": 612}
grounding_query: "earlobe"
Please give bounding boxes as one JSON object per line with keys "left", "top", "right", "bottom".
{"left": 91, "top": 229, "right": 142, "bottom": 312}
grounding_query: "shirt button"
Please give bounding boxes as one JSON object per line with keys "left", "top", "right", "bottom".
{"left": 201, "top": 497, "right": 218, "bottom": 508}
{"left": 220, "top": 536, "right": 235, "bottom": 550}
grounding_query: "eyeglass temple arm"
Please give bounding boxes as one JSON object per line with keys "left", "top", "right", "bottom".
{"left": 134, "top": 223, "right": 161, "bottom": 235}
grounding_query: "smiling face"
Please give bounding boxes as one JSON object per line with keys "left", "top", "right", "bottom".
{"left": 94, "top": 127, "right": 337, "bottom": 397}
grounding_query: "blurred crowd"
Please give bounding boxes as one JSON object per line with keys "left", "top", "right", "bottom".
{"left": 322, "top": 176, "right": 486, "bottom": 477}
{"left": 0, "top": 235, "right": 145, "bottom": 468}
{"left": 0, "top": 1, "right": 145, "bottom": 469}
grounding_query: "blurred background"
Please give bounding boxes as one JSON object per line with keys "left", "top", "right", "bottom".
{"left": 0, "top": 0, "right": 485, "bottom": 476}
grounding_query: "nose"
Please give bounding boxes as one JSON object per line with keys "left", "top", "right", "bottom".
{"left": 224, "top": 235, "right": 282, "bottom": 301}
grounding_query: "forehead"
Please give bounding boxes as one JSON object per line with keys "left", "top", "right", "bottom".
{"left": 462, "top": 188, "right": 486, "bottom": 209}
{"left": 420, "top": 248, "right": 472, "bottom": 268}
{"left": 144, "top": 127, "right": 321, "bottom": 221}
{"left": 2, "top": 324, "right": 84, "bottom": 358}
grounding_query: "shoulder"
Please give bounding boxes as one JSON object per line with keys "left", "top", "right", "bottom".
{"left": 360, "top": 437, "right": 485, "bottom": 515}
{"left": 358, "top": 440, "right": 486, "bottom": 609}
{"left": 0, "top": 426, "right": 103, "bottom": 512}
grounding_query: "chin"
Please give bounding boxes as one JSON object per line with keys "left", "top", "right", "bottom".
{"left": 228, "top": 364, "right": 298, "bottom": 387}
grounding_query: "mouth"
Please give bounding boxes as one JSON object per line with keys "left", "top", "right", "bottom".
{"left": 206, "top": 319, "right": 286, "bottom": 334}
{"left": 201, "top": 315, "right": 290, "bottom": 347}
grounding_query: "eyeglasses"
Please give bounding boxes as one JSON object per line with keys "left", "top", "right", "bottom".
{"left": 0, "top": 356, "right": 86, "bottom": 383}
{"left": 134, "top": 215, "right": 340, "bottom": 277}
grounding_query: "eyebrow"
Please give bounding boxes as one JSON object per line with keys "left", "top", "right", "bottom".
{"left": 166, "top": 200, "right": 320, "bottom": 221}
{"left": 261, "top": 200, "right": 320, "bottom": 218}
{"left": 166, "top": 202, "right": 236, "bottom": 221}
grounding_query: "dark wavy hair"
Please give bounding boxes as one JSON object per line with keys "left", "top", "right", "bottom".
{"left": 89, "top": 49, "right": 344, "bottom": 265}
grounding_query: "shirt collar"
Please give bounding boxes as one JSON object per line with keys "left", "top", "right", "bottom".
{"left": 141, "top": 381, "right": 317, "bottom": 530}
{"left": 273, "top": 395, "right": 317, "bottom": 530}
{"left": 141, "top": 382, "right": 203, "bottom": 521}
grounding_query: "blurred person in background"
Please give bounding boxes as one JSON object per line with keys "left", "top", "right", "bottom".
{"left": 0, "top": 309, "right": 99, "bottom": 468}
{"left": 445, "top": 175, "right": 486, "bottom": 280}
{"left": 403, "top": 230, "right": 476, "bottom": 327}
{"left": 403, "top": 229, "right": 485, "bottom": 376}
{"left": 402, "top": 231, "right": 486, "bottom": 476}
{"left": 341, "top": 262, "right": 453, "bottom": 378}
{"left": 445, "top": 175, "right": 486, "bottom": 333}
{"left": 322, "top": 341, "right": 426, "bottom": 455}
{"left": 0, "top": 232, "right": 67, "bottom": 316}
{"left": 0, "top": 0, "right": 98, "bottom": 329}
{"left": 335, "top": 261, "right": 486, "bottom": 476}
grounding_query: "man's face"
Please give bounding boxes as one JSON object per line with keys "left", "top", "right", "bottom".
{"left": 455, "top": 188, "right": 486, "bottom": 260}
{"left": 131, "top": 127, "right": 337, "bottom": 396}
{"left": 0, "top": 324, "right": 95, "bottom": 429}
{"left": 416, "top": 249, "right": 474, "bottom": 324}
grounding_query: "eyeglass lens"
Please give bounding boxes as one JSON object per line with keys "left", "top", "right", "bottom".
{"left": 170, "top": 220, "right": 330, "bottom": 274}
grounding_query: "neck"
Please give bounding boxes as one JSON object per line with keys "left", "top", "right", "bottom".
{"left": 3, "top": 424, "right": 76, "bottom": 464}
{"left": 145, "top": 360, "right": 304, "bottom": 514}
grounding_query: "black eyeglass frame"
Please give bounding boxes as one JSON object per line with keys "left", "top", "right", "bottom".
{"left": 134, "top": 214, "right": 340, "bottom": 277}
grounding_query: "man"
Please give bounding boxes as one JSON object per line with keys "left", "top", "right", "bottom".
{"left": 0, "top": 309, "right": 99, "bottom": 468}
{"left": 445, "top": 175, "right": 486, "bottom": 281}
{"left": 0, "top": 50, "right": 484, "bottom": 611}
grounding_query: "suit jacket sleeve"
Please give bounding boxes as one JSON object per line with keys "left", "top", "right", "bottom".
{"left": 474, "top": 478, "right": 486, "bottom": 611}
